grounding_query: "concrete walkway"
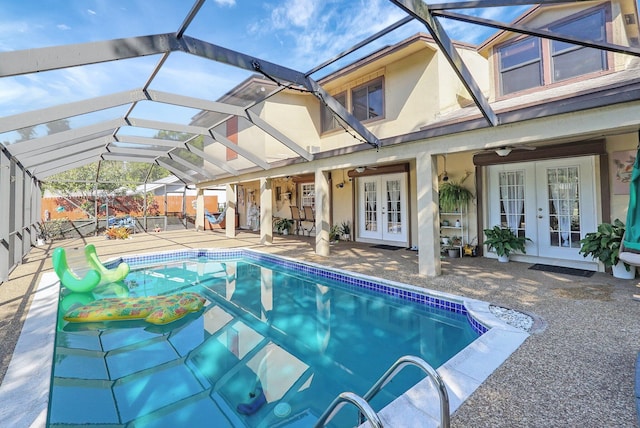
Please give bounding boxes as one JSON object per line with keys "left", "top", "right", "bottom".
{"left": 1, "top": 230, "right": 639, "bottom": 427}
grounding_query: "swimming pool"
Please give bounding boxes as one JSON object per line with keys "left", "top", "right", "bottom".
{"left": 0, "top": 248, "right": 529, "bottom": 427}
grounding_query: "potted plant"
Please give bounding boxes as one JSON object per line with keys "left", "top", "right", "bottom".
{"left": 105, "top": 226, "right": 131, "bottom": 240}
{"left": 340, "top": 221, "right": 351, "bottom": 241}
{"left": 36, "top": 223, "right": 48, "bottom": 246}
{"left": 274, "top": 217, "right": 294, "bottom": 235}
{"left": 329, "top": 224, "right": 341, "bottom": 243}
{"left": 444, "top": 244, "right": 460, "bottom": 258}
{"left": 579, "top": 219, "right": 635, "bottom": 278}
{"left": 439, "top": 177, "right": 474, "bottom": 212}
{"left": 483, "top": 225, "right": 531, "bottom": 262}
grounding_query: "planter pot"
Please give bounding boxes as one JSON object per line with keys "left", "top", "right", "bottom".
{"left": 497, "top": 254, "right": 509, "bottom": 263}
{"left": 447, "top": 249, "right": 459, "bottom": 258}
{"left": 36, "top": 238, "right": 45, "bottom": 246}
{"left": 612, "top": 261, "right": 636, "bottom": 279}
{"left": 282, "top": 229, "right": 289, "bottom": 235}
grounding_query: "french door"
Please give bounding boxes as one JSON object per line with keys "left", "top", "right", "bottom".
{"left": 487, "top": 157, "right": 596, "bottom": 262}
{"left": 357, "top": 173, "right": 408, "bottom": 244}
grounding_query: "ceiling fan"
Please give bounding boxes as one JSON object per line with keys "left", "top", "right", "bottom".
{"left": 476, "top": 145, "right": 536, "bottom": 157}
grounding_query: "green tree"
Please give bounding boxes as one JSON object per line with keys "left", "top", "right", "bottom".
{"left": 46, "top": 119, "right": 71, "bottom": 134}
{"left": 17, "top": 126, "right": 36, "bottom": 142}
{"left": 43, "top": 129, "right": 182, "bottom": 200}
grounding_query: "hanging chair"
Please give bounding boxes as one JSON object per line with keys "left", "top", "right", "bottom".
{"left": 205, "top": 207, "right": 227, "bottom": 226}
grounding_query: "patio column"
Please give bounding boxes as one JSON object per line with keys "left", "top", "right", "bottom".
{"left": 315, "top": 169, "right": 330, "bottom": 256}
{"left": 225, "top": 184, "right": 236, "bottom": 238}
{"left": 195, "top": 188, "right": 205, "bottom": 232}
{"left": 260, "top": 178, "right": 273, "bottom": 245}
{"left": 416, "top": 152, "right": 441, "bottom": 277}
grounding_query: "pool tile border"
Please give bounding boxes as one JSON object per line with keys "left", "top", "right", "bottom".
{"left": 123, "top": 248, "right": 489, "bottom": 335}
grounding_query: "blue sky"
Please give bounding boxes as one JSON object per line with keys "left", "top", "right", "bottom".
{"left": 0, "top": 0, "right": 532, "bottom": 141}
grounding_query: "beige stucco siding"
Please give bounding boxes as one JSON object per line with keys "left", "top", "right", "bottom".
{"left": 607, "top": 132, "right": 639, "bottom": 222}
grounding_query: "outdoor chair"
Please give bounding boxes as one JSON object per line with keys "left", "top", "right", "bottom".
{"left": 303, "top": 206, "right": 316, "bottom": 235}
{"left": 290, "top": 206, "right": 305, "bottom": 235}
{"left": 205, "top": 208, "right": 227, "bottom": 230}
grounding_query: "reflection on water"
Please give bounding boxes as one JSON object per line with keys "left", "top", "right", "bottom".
{"left": 49, "top": 258, "right": 479, "bottom": 427}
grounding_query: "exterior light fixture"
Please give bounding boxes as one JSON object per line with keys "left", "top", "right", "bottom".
{"left": 495, "top": 147, "right": 512, "bottom": 157}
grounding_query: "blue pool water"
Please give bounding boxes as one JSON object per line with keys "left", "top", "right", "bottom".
{"left": 48, "top": 249, "right": 484, "bottom": 427}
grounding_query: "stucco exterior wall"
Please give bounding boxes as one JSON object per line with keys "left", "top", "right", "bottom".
{"left": 262, "top": 91, "right": 321, "bottom": 159}
{"left": 607, "top": 132, "right": 639, "bottom": 223}
{"left": 437, "top": 47, "right": 491, "bottom": 113}
{"left": 331, "top": 168, "right": 353, "bottom": 232}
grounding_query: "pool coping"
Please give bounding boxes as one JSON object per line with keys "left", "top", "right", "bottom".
{"left": 0, "top": 248, "right": 529, "bottom": 427}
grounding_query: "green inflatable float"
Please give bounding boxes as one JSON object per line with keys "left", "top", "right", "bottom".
{"left": 52, "top": 245, "right": 130, "bottom": 293}
{"left": 84, "top": 244, "right": 130, "bottom": 285}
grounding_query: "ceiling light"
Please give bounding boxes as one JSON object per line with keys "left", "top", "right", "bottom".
{"left": 495, "top": 147, "right": 512, "bottom": 157}
{"left": 355, "top": 166, "right": 365, "bottom": 173}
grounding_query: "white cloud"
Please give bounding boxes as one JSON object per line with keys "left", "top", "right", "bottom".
{"left": 57, "top": 24, "right": 71, "bottom": 31}
{"left": 214, "top": 0, "right": 236, "bottom": 6}
{"left": 270, "top": 0, "right": 319, "bottom": 29}
{"left": 87, "top": 9, "right": 97, "bottom": 15}
{"left": 251, "top": 0, "right": 408, "bottom": 70}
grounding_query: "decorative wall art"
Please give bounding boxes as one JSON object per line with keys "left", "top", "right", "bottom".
{"left": 612, "top": 150, "right": 636, "bottom": 195}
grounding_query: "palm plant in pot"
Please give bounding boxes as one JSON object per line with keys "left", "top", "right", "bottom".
{"left": 483, "top": 225, "right": 531, "bottom": 262}
{"left": 579, "top": 219, "right": 634, "bottom": 278}
{"left": 274, "top": 217, "right": 294, "bottom": 235}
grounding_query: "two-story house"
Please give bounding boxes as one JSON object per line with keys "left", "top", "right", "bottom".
{"left": 194, "top": 0, "right": 640, "bottom": 277}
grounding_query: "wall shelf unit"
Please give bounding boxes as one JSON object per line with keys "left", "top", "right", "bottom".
{"left": 440, "top": 205, "right": 468, "bottom": 258}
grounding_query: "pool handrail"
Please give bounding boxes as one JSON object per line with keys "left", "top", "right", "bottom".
{"left": 361, "top": 354, "right": 450, "bottom": 428}
{"left": 313, "top": 391, "right": 383, "bottom": 428}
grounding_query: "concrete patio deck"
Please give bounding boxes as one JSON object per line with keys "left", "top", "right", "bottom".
{"left": 1, "top": 229, "right": 639, "bottom": 427}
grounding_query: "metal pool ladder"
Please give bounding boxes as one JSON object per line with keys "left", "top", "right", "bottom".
{"left": 314, "top": 355, "right": 450, "bottom": 428}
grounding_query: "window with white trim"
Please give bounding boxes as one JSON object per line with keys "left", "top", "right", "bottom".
{"left": 300, "top": 183, "right": 315, "bottom": 207}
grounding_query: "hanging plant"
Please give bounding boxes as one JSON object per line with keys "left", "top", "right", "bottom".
{"left": 439, "top": 179, "right": 474, "bottom": 212}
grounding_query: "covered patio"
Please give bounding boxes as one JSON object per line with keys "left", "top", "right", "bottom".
{"left": 1, "top": 230, "right": 639, "bottom": 426}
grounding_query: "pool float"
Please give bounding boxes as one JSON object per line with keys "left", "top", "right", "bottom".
{"left": 52, "top": 247, "right": 101, "bottom": 293}
{"left": 84, "top": 244, "right": 130, "bottom": 285}
{"left": 63, "top": 292, "right": 206, "bottom": 325}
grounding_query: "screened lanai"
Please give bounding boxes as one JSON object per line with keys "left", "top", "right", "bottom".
{"left": 2, "top": 0, "right": 640, "bottom": 283}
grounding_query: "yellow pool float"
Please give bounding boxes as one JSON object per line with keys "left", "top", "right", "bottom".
{"left": 63, "top": 292, "right": 206, "bottom": 325}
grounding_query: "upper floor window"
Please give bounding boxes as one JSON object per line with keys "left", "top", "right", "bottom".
{"left": 497, "top": 6, "right": 608, "bottom": 96}
{"left": 321, "top": 92, "right": 346, "bottom": 133}
{"left": 550, "top": 9, "right": 606, "bottom": 82}
{"left": 499, "top": 38, "right": 542, "bottom": 95}
{"left": 352, "top": 78, "right": 384, "bottom": 121}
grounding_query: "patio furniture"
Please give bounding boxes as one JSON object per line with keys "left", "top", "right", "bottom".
{"left": 303, "top": 206, "right": 316, "bottom": 235}
{"left": 205, "top": 208, "right": 227, "bottom": 229}
{"left": 290, "top": 206, "right": 305, "bottom": 235}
